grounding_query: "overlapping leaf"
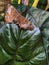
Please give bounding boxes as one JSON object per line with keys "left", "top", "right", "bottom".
{"left": 0, "top": 4, "right": 47, "bottom": 65}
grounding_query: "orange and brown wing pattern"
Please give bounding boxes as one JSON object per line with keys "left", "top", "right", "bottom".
{"left": 5, "top": 4, "right": 34, "bottom": 30}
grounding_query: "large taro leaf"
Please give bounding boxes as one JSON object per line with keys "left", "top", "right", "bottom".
{"left": 0, "top": 23, "right": 47, "bottom": 65}
{"left": 0, "top": 4, "right": 47, "bottom": 65}
{"left": 27, "top": 7, "right": 49, "bottom": 65}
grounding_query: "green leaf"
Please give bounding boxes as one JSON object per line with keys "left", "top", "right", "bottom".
{"left": 28, "top": 7, "right": 49, "bottom": 65}
{"left": 0, "top": 23, "right": 46, "bottom": 65}
{"left": 0, "top": 4, "right": 47, "bottom": 65}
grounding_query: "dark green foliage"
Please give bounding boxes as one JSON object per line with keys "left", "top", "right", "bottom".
{"left": 0, "top": 0, "right": 49, "bottom": 65}
{"left": 29, "top": 7, "right": 49, "bottom": 65}
{"left": 0, "top": 3, "right": 48, "bottom": 65}
{"left": 37, "top": 0, "right": 47, "bottom": 10}
{"left": 12, "top": 0, "right": 47, "bottom": 10}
